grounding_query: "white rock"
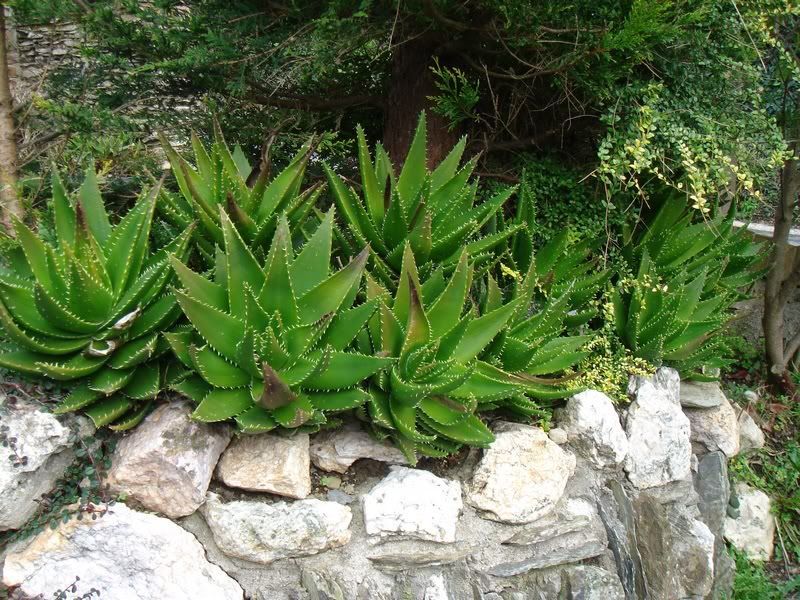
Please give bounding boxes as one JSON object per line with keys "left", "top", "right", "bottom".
{"left": 738, "top": 411, "right": 765, "bottom": 453}
{"left": 624, "top": 370, "right": 692, "bottom": 489}
{"left": 362, "top": 466, "right": 462, "bottom": 543}
{"left": 105, "top": 402, "right": 232, "bottom": 517}
{"left": 679, "top": 381, "right": 725, "bottom": 408}
{"left": 743, "top": 390, "right": 759, "bottom": 403}
{"left": 2, "top": 502, "right": 243, "bottom": 600}
{"left": 724, "top": 483, "right": 775, "bottom": 561}
{"left": 0, "top": 400, "right": 74, "bottom": 530}
{"left": 309, "top": 424, "right": 408, "bottom": 473}
{"left": 557, "top": 390, "right": 628, "bottom": 468}
{"left": 685, "top": 393, "right": 740, "bottom": 457}
{"left": 673, "top": 516, "right": 716, "bottom": 598}
{"left": 467, "top": 422, "right": 576, "bottom": 524}
{"left": 628, "top": 367, "right": 680, "bottom": 404}
{"left": 201, "top": 492, "right": 352, "bottom": 563}
{"left": 423, "top": 574, "right": 449, "bottom": 600}
{"left": 216, "top": 432, "right": 310, "bottom": 498}
{"left": 547, "top": 427, "right": 568, "bottom": 445}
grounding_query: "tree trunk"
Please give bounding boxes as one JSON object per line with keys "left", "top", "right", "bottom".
{"left": 764, "top": 152, "right": 800, "bottom": 395}
{"left": 0, "top": 3, "right": 20, "bottom": 233}
{"left": 382, "top": 34, "right": 459, "bottom": 169}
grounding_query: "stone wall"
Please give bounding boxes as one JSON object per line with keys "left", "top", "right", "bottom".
{"left": 0, "top": 369, "right": 773, "bottom": 600}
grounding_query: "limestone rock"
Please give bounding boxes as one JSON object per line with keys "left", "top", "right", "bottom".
{"left": 200, "top": 492, "right": 352, "bottom": 563}
{"left": 105, "top": 402, "right": 232, "bottom": 518}
{"left": 2, "top": 502, "right": 242, "bottom": 599}
{"left": 632, "top": 494, "right": 682, "bottom": 600}
{"left": 685, "top": 393, "right": 740, "bottom": 457}
{"left": 557, "top": 390, "right": 628, "bottom": 468}
{"left": 565, "top": 565, "right": 626, "bottom": 600}
{"left": 0, "top": 400, "right": 75, "bottom": 531}
{"left": 679, "top": 380, "right": 725, "bottom": 408}
{"left": 738, "top": 410, "right": 765, "bottom": 454}
{"left": 724, "top": 482, "right": 775, "bottom": 561}
{"left": 467, "top": 422, "right": 576, "bottom": 524}
{"left": 671, "top": 514, "right": 715, "bottom": 599}
{"left": 362, "top": 466, "right": 462, "bottom": 543}
{"left": 488, "top": 498, "right": 608, "bottom": 575}
{"left": 216, "top": 432, "right": 310, "bottom": 498}
{"left": 309, "top": 423, "right": 407, "bottom": 473}
{"left": 624, "top": 370, "right": 692, "bottom": 489}
{"left": 547, "top": 427, "right": 568, "bottom": 445}
{"left": 694, "top": 451, "right": 730, "bottom": 535}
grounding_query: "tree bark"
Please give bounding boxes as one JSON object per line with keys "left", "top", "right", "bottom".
{"left": 764, "top": 149, "right": 800, "bottom": 395}
{"left": 382, "top": 33, "right": 459, "bottom": 169}
{"left": 0, "top": 3, "right": 20, "bottom": 233}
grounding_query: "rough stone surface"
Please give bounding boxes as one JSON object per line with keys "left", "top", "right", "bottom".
{"left": 738, "top": 410, "right": 766, "bottom": 454}
{"left": 488, "top": 498, "right": 608, "bottom": 576}
{"left": 200, "top": 492, "right": 352, "bottom": 564}
{"left": 624, "top": 370, "right": 692, "bottom": 489}
{"left": 694, "top": 451, "right": 730, "bottom": 536}
{"left": 680, "top": 380, "right": 725, "bottom": 408}
{"left": 216, "top": 432, "right": 311, "bottom": 498}
{"left": 557, "top": 390, "right": 628, "bottom": 468}
{"left": 565, "top": 565, "right": 626, "bottom": 600}
{"left": 362, "top": 467, "right": 461, "bottom": 543}
{"left": 547, "top": 427, "right": 568, "bottom": 445}
{"left": 467, "top": 422, "right": 576, "bottom": 524}
{"left": 0, "top": 400, "right": 75, "bottom": 531}
{"left": 724, "top": 482, "right": 775, "bottom": 561}
{"left": 2, "top": 502, "right": 243, "bottom": 599}
{"left": 633, "top": 494, "right": 682, "bottom": 600}
{"left": 685, "top": 393, "right": 741, "bottom": 457}
{"left": 309, "top": 423, "right": 408, "bottom": 473}
{"left": 672, "top": 514, "right": 716, "bottom": 599}
{"left": 105, "top": 401, "right": 232, "bottom": 518}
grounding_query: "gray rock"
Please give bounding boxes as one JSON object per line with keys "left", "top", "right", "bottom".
{"left": 685, "top": 393, "right": 741, "bottom": 457}
{"left": 671, "top": 513, "right": 715, "bottom": 599}
{"left": 106, "top": 401, "right": 232, "bottom": 517}
{"left": 368, "top": 541, "right": 473, "bottom": 569}
{"left": 724, "top": 482, "right": 775, "bottom": 561}
{"left": 547, "top": 428, "right": 568, "bottom": 445}
{"left": 680, "top": 381, "right": 725, "bottom": 408}
{"left": 302, "top": 570, "right": 345, "bottom": 600}
{"left": 738, "top": 410, "right": 765, "bottom": 454}
{"left": 624, "top": 370, "right": 692, "bottom": 489}
{"left": 326, "top": 489, "right": 355, "bottom": 505}
{"left": 0, "top": 400, "right": 76, "bottom": 530}
{"left": 556, "top": 390, "right": 628, "bottom": 469}
{"left": 216, "top": 432, "right": 311, "bottom": 498}
{"left": 467, "top": 422, "right": 576, "bottom": 524}
{"left": 596, "top": 481, "right": 647, "bottom": 600}
{"left": 564, "top": 565, "right": 625, "bottom": 600}
{"left": 694, "top": 451, "right": 730, "bottom": 535}
{"left": 2, "top": 502, "right": 243, "bottom": 599}
{"left": 633, "top": 494, "right": 682, "bottom": 600}
{"left": 200, "top": 492, "right": 352, "bottom": 564}
{"left": 362, "top": 467, "right": 461, "bottom": 543}
{"left": 488, "top": 498, "right": 608, "bottom": 576}
{"left": 310, "top": 423, "right": 408, "bottom": 473}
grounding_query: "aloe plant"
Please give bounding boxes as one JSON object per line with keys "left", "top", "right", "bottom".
{"left": 159, "top": 124, "right": 321, "bottom": 262}
{"left": 324, "top": 113, "right": 523, "bottom": 286}
{"left": 358, "top": 244, "right": 589, "bottom": 462}
{"left": 166, "top": 207, "right": 392, "bottom": 431}
{"left": 0, "top": 170, "right": 193, "bottom": 429}
{"left": 613, "top": 193, "right": 764, "bottom": 375}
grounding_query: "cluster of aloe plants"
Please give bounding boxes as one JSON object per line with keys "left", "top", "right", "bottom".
{"left": 0, "top": 113, "right": 763, "bottom": 460}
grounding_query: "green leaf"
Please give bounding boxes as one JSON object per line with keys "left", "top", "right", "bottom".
{"left": 109, "top": 401, "right": 153, "bottom": 431}
{"left": 84, "top": 395, "right": 133, "bottom": 428}
{"left": 220, "top": 210, "right": 264, "bottom": 320}
{"left": 451, "top": 300, "right": 519, "bottom": 363}
{"left": 88, "top": 367, "right": 135, "bottom": 395}
{"left": 303, "top": 351, "right": 393, "bottom": 390}
{"left": 291, "top": 208, "right": 333, "bottom": 296}
{"left": 78, "top": 168, "right": 112, "bottom": 245}
{"left": 427, "top": 250, "right": 471, "bottom": 337}
{"left": 235, "top": 405, "right": 278, "bottom": 432}
{"left": 122, "top": 364, "right": 161, "bottom": 399}
{"left": 357, "top": 125, "right": 384, "bottom": 223}
{"left": 51, "top": 170, "right": 75, "bottom": 249}
{"left": 297, "top": 248, "right": 368, "bottom": 323}
{"left": 396, "top": 113, "right": 427, "bottom": 211}
{"left": 108, "top": 333, "right": 158, "bottom": 369}
{"left": 174, "top": 288, "right": 245, "bottom": 362}
{"left": 193, "top": 388, "right": 253, "bottom": 422}
{"left": 190, "top": 345, "right": 250, "bottom": 388}
{"left": 421, "top": 412, "right": 494, "bottom": 445}
{"left": 54, "top": 383, "right": 103, "bottom": 413}
{"left": 307, "top": 388, "right": 371, "bottom": 411}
